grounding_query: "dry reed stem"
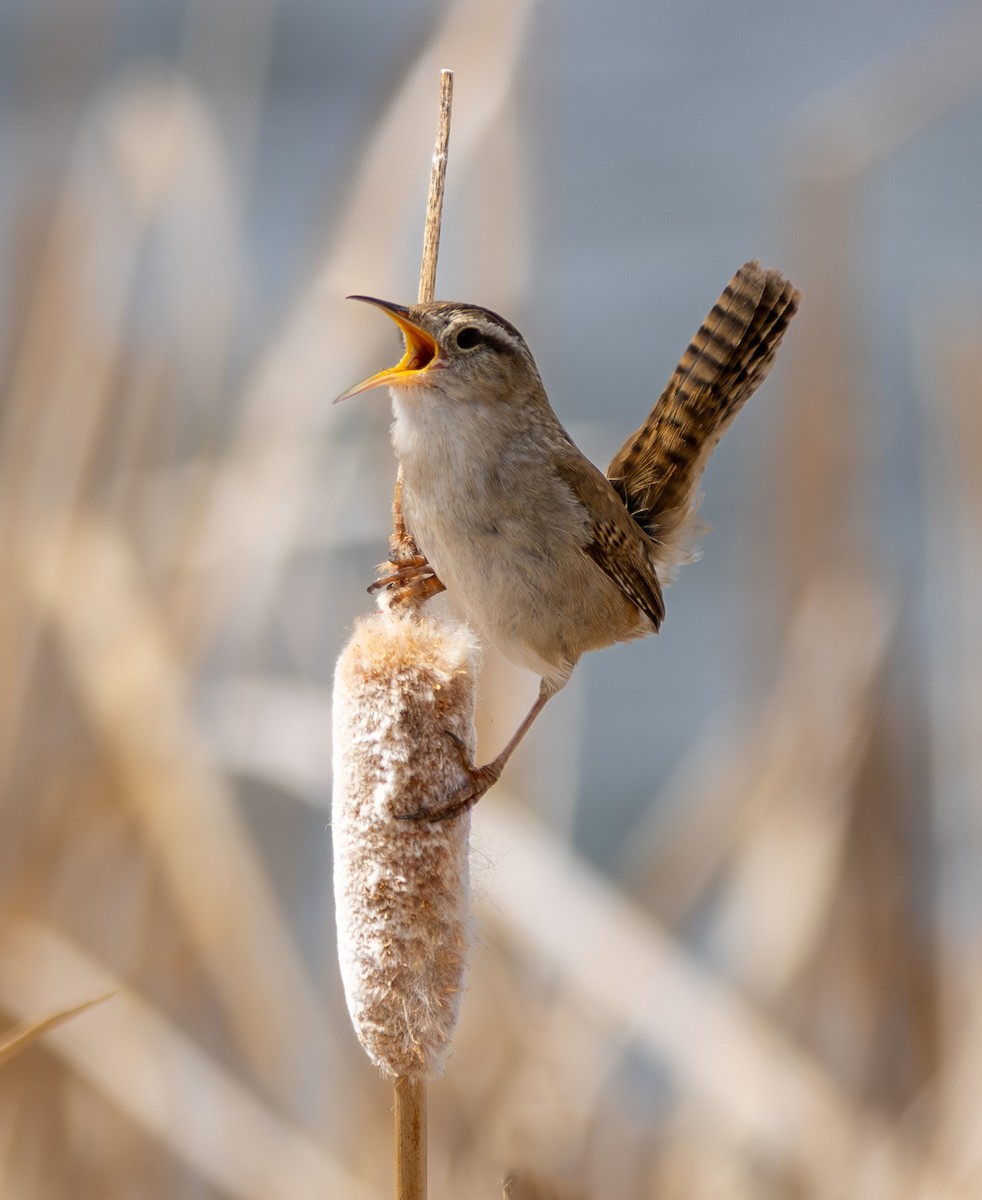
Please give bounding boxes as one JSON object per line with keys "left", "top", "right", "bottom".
{"left": 0, "top": 126, "right": 141, "bottom": 792}
{"left": 395, "top": 1074, "right": 427, "bottom": 1200}
{"left": 25, "top": 515, "right": 333, "bottom": 1110}
{"left": 0, "top": 920, "right": 372, "bottom": 1200}
{"left": 418, "top": 69, "right": 453, "bottom": 306}
{"left": 388, "top": 67, "right": 454, "bottom": 578}
{"left": 405, "top": 79, "right": 446, "bottom": 1199}
{"left": 475, "top": 800, "right": 972, "bottom": 1198}
{"left": 625, "top": 573, "right": 891, "bottom": 952}
{"left": 0, "top": 72, "right": 244, "bottom": 799}
{"left": 332, "top": 610, "right": 477, "bottom": 1078}
{"left": 0, "top": 992, "right": 114, "bottom": 1067}
{"left": 703, "top": 575, "right": 892, "bottom": 996}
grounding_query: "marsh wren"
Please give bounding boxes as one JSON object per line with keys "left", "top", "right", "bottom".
{"left": 338, "top": 261, "right": 800, "bottom": 819}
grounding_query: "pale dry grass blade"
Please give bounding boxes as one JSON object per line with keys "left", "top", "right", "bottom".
{"left": 454, "top": 977, "right": 619, "bottom": 1177}
{"left": 0, "top": 149, "right": 134, "bottom": 789}
{"left": 99, "top": 72, "right": 247, "bottom": 438}
{"left": 0, "top": 920, "right": 374, "bottom": 1200}
{"left": 932, "top": 997, "right": 982, "bottom": 1192}
{"left": 0, "top": 73, "right": 240, "bottom": 527}
{"left": 621, "top": 716, "right": 757, "bottom": 923}
{"left": 0, "top": 992, "right": 113, "bottom": 1068}
{"left": 104, "top": 78, "right": 259, "bottom": 647}
{"left": 625, "top": 574, "right": 891, "bottom": 941}
{"left": 710, "top": 574, "right": 893, "bottom": 998}
{"left": 0, "top": 69, "right": 245, "bottom": 789}
{"left": 24, "top": 515, "right": 334, "bottom": 1112}
{"left": 476, "top": 800, "right": 969, "bottom": 1198}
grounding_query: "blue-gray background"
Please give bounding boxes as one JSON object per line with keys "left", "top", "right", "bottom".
{"left": 3, "top": 0, "right": 980, "bottom": 865}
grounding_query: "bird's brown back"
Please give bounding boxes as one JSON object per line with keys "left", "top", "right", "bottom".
{"left": 606, "top": 260, "right": 800, "bottom": 566}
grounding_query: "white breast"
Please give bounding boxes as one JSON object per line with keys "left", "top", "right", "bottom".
{"left": 390, "top": 388, "right": 643, "bottom": 687}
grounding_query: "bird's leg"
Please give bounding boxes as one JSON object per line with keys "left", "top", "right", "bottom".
{"left": 399, "top": 679, "right": 556, "bottom": 822}
{"left": 369, "top": 469, "right": 446, "bottom": 607}
{"left": 388, "top": 468, "right": 417, "bottom": 563}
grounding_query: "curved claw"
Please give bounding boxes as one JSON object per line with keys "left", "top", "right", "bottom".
{"left": 368, "top": 553, "right": 429, "bottom": 593}
{"left": 395, "top": 763, "right": 501, "bottom": 823}
{"left": 394, "top": 682, "right": 555, "bottom": 822}
{"left": 367, "top": 554, "right": 446, "bottom": 607}
{"left": 394, "top": 728, "right": 501, "bottom": 822}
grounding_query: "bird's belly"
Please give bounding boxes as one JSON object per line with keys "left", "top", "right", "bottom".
{"left": 403, "top": 486, "right": 644, "bottom": 686}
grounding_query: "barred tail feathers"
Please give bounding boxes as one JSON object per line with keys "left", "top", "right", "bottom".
{"left": 606, "top": 261, "right": 799, "bottom": 572}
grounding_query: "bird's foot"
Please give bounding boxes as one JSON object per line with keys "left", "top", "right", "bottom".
{"left": 368, "top": 553, "right": 446, "bottom": 609}
{"left": 396, "top": 731, "right": 502, "bottom": 822}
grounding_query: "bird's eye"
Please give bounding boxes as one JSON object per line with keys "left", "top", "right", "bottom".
{"left": 455, "top": 326, "right": 483, "bottom": 350}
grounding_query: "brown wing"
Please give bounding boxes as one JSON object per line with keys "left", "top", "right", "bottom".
{"left": 606, "top": 261, "right": 800, "bottom": 564}
{"left": 553, "top": 450, "right": 665, "bottom": 631}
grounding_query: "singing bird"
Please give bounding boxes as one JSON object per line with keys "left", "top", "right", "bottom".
{"left": 338, "top": 261, "right": 800, "bottom": 818}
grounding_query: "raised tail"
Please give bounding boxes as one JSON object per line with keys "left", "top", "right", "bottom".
{"left": 606, "top": 260, "right": 800, "bottom": 571}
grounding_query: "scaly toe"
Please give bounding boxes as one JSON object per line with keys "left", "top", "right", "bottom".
{"left": 367, "top": 553, "right": 429, "bottom": 594}
{"left": 396, "top": 763, "right": 500, "bottom": 823}
{"left": 367, "top": 555, "right": 445, "bottom": 607}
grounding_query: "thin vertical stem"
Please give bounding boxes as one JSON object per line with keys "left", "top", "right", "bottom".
{"left": 394, "top": 1074, "right": 427, "bottom": 1200}
{"left": 391, "top": 69, "right": 454, "bottom": 566}
{"left": 418, "top": 69, "right": 453, "bottom": 306}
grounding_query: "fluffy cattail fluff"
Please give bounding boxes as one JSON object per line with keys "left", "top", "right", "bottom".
{"left": 332, "top": 607, "right": 477, "bottom": 1077}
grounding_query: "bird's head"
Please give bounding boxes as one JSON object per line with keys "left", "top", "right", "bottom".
{"left": 336, "top": 298, "right": 540, "bottom": 406}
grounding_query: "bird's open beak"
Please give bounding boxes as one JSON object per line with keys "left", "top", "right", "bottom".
{"left": 335, "top": 296, "right": 439, "bottom": 402}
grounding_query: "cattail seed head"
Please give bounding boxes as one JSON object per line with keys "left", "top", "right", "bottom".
{"left": 332, "top": 608, "right": 477, "bottom": 1077}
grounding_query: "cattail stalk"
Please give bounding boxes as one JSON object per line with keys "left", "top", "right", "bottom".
{"left": 333, "top": 70, "right": 462, "bottom": 1200}
{"left": 332, "top": 609, "right": 476, "bottom": 1076}
{"left": 395, "top": 1075, "right": 427, "bottom": 1200}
